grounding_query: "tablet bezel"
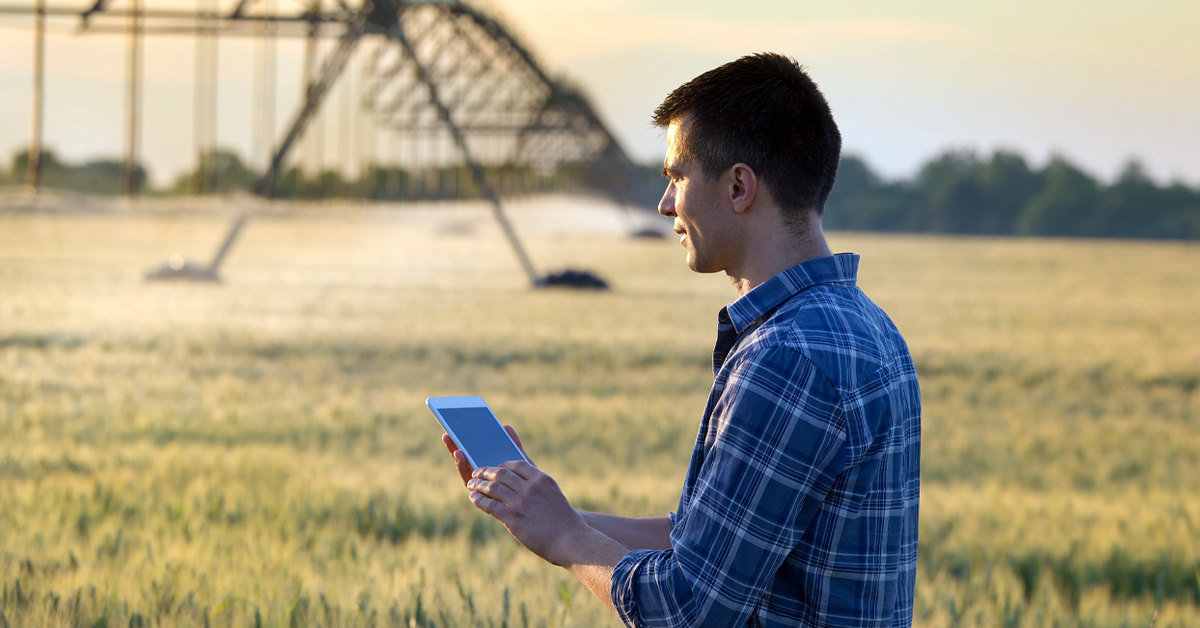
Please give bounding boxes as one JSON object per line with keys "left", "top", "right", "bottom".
{"left": 426, "top": 395, "right": 529, "bottom": 470}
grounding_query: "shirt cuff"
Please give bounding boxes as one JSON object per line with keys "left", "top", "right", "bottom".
{"left": 611, "top": 549, "right": 655, "bottom": 628}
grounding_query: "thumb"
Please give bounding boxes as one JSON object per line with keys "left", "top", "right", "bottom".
{"left": 504, "top": 425, "right": 534, "bottom": 466}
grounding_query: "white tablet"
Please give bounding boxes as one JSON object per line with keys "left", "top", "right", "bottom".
{"left": 426, "top": 396, "right": 529, "bottom": 469}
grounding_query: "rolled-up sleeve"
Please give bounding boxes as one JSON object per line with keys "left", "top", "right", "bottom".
{"left": 611, "top": 347, "right": 848, "bottom": 628}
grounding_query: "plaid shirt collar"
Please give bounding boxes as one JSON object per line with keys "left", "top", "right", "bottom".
{"left": 724, "top": 253, "right": 861, "bottom": 333}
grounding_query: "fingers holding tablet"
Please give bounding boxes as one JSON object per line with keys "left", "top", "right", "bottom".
{"left": 442, "top": 433, "right": 474, "bottom": 485}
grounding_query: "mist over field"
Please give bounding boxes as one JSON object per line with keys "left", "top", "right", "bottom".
{"left": 1, "top": 199, "right": 1198, "bottom": 627}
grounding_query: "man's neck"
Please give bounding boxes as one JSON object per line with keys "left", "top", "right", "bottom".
{"left": 725, "top": 217, "right": 833, "bottom": 297}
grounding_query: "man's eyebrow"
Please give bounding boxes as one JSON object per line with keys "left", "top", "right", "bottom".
{"left": 662, "top": 165, "right": 680, "bottom": 179}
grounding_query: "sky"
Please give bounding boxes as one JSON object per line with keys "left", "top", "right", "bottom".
{"left": 1, "top": 0, "right": 1198, "bottom": 187}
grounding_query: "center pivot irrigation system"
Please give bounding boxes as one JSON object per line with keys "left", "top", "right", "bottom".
{"left": 6, "top": 0, "right": 668, "bottom": 287}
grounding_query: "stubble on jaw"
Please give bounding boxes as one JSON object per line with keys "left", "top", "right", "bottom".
{"left": 662, "top": 118, "right": 742, "bottom": 276}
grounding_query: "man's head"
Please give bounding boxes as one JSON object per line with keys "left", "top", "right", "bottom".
{"left": 653, "top": 53, "right": 842, "bottom": 226}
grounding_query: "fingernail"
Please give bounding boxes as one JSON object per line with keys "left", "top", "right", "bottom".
{"left": 466, "top": 479, "right": 476, "bottom": 489}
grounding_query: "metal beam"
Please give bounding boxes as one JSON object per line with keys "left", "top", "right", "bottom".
{"left": 24, "top": 0, "right": 45, "bottom": 198}
{"left": 254, "top": 3, "right": 367, "bottom": 195}
{"left": 391, "top": 17, "right": 542, "bottom": 287}
{"left": 123, "top": 0, "right": 143, "bottom": 197}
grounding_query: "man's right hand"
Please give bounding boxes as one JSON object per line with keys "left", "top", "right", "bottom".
{"left": 441, "top": 425, "right": 531, "bottom": 487}
{"left": 441, "top": 428, "right": 671, "bottom": 551}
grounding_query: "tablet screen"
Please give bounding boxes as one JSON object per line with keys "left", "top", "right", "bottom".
{"left": 439, "top": 406, "right": 525, "bottom": 468}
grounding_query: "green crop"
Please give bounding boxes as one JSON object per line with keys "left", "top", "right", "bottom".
{"left": 1, "top": 208, "right": 1197, "bottom": 627}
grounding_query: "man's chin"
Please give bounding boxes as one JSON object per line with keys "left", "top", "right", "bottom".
{"left": 685, "top": 255, "right": 722, "bottom": 274}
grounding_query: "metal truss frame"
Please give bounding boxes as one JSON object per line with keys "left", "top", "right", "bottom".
{"left": 1, "top": 0, "right": 664, "bottom": 287}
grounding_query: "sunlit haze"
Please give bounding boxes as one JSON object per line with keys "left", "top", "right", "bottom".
{"left": 1, "top": 0, "right": 1197, "bottom": 186}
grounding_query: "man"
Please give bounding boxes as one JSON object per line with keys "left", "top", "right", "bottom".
{"left": 442, "top": 53, "right": 921, "bottom": 627}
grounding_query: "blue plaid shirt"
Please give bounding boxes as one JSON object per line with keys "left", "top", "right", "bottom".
{"left": 611, "top": 254, "right": 920, "bottom": 627}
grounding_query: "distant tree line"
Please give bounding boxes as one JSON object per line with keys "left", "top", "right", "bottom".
{"left": 825, "top": 151, "right": 1200, "bottom": 240}
{"left": 4, "top": 148, "right": 637, "bottom": 203}
{"left": 7, "top": 149, "right": 147, "bottom": 195}
{"left": 9, "top": 146, "right": 1199, "bottom": 240}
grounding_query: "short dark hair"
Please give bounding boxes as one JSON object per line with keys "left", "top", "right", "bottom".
{"left": 653, "top": 53, "right": 841, "bottom": 218}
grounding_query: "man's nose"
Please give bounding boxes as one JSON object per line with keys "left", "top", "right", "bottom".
{"left": 658, "top": 184, "right": 676, "bottom": 217}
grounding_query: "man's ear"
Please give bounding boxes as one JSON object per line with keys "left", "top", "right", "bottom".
{"left": 728, "top": 163, "right": 758, "bottom": 215}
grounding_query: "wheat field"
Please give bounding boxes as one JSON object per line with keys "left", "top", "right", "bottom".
{"left": 1, "top": 197, "right": 1198, "bottom": 627}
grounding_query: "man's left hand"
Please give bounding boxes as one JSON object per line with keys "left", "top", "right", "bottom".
{"left": 467, "top": 461, "right": 589, "bottom": 567}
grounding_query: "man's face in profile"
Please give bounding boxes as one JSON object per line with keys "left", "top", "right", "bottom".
{"left": 659, "top": 119, "right": 735, "bottom": 274}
